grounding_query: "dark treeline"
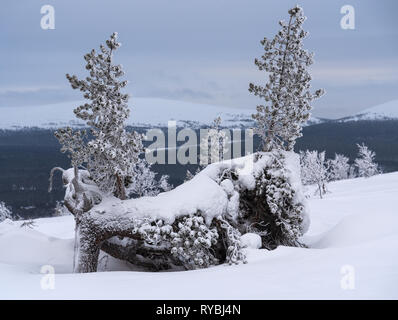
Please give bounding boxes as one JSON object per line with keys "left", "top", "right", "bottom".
{"left": 0, "top": 120, "right": 397, "bottom": 218}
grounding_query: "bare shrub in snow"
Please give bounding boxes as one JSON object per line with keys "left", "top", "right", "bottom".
{"left": 20, "top": 219, "right": 36, "bottom": 229}
{"left": 249, "top": 5, "right": 324, "bottom": 152}
{"left": 300, "top": 150, "right": 329, "bottom": 199}
{"left": 328, "top": 153, "right": 350, "bottom": 181}
{"left": 354, "top": 143, "right": 380, "bottom": 178}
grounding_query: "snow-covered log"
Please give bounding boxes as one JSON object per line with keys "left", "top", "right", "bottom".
{"left": 52, "top": 151, "right": 309, "bottom": 273}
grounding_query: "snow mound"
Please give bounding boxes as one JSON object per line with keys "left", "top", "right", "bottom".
{"left": 241, "top": 233, "right": 262, "bottom": 249}
{"left": 312, "top": 211, "right": 398, "bottom": 248}
{"left": 0, "top": 220, "right": 73, "bottom": 272}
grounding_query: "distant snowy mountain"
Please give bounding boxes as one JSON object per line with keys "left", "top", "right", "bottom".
{"left": 0, "top": 97, "right": 324, "bottom": 130}
{"left": 338, "top": 99, "right": 398, "bottom": 122}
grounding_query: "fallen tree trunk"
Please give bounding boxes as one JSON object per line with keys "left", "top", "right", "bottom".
{"left": 50, "top": 151, "right": 309, "bottom": 273}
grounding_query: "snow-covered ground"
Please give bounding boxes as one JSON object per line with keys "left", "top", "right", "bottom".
{"left": 1, "top": 172, "right": 397, "bottom": 299}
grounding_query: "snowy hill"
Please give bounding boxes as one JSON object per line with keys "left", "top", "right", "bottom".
{"left": 338, "top": 99, "right": 398, "bottom": 122}
{"left": 0, "top": 97, "right": 323, "bottom": 130}
{"left": 1, "top": 172, "right": 397, "bottom": 299}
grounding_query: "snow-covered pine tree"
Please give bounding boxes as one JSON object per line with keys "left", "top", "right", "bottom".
{"left": 65, "top": 32, "right": 143, "bottom": 200}
{"left": 249, "top": 5, "right": 324, "bottom": 152}
{"left": 354, "top": 143, "right": 380, "bottom": 178}
{"left": 127, "top": 158, "right": 172, "bottom": 198}
{"left": 184, "top": 167, "right": 201, "bottom": 182}
{"left": 158, "top": 174, "right": 173, "bottom": 193}
{"left": 300, "top": 150, "right": 329, "bottom": 198}
{"left": 236, "top": 150, "right": 308, "bottom": 249}
{"left": 328, "top": 153, "right": 350, "bottom": 181}
{"left": 0, "top": 201, "right": 13, "bottom": 222}
{"left": 185, "top": 169, "right": 195, "bottom": 182}
{"left": 200, "top": 116, "right": 229, "bottom": 166}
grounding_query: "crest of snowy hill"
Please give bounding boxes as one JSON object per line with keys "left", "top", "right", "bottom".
{"left": 0, "top": 97, "right": 324, "bottom": 130}
{"left": 338, "top": 99, "right": 398, "bottom": 122}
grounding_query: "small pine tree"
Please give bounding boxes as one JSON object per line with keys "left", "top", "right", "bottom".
{"left": 158, "top": 174, "right": 173, "bottom": 193}
{"left": 0, "top": 201, "right": 13, "bottom": 222}
{"left": 185, "top": 169, "right": 195, "bottom": 182}
{"left": 54, "top": 127, "right": 88, "bottom": 187}
{"left": 127, "top": 159, "right": 172, "bottom": 198}
{"left": 300, "top": 150, "right": 329, "bottom": 198}
{"left": 200, "top": 116, "right": 229, "bottom": 166}
{"left": 184, "top": 167, "right": 201, "bottom": 182}
{"left": 354, "top": 143, "right": 380, "bottom": 178}
{"left": 249, "top": 5, "right": 324, "bottom": 152}
{"left": 60, "top": 32, "right": 143, "bottom": 199}
{"left": 328, "top": 153, "right": 350, "bottom": 181}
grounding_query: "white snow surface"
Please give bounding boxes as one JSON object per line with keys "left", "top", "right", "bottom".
{"left": 1, "top": 172, "right": 398, "bottom": 299}
{"left": 0, "top": 97, "right": 322, "bottom": 129}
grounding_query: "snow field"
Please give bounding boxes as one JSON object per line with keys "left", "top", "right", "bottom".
{"left": 1, "top": 172, "right": 397, "bottom": 299}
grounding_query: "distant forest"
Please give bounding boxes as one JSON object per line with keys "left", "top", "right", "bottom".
{"left": 0, "top": 120, "right": 397, "bottom": 218}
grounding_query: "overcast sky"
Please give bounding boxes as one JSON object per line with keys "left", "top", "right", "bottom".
{"left": 1, "top": 0, "right": 397, "bottom": 118}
